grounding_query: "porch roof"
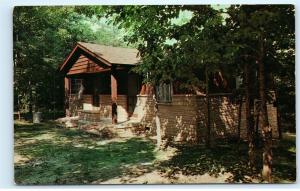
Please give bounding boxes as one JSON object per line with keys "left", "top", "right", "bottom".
{"left": 59, "top": 42, "right": 140, "bottom": 74}
{"left": 78, "top": 42, "right": 140, "bottom": 65}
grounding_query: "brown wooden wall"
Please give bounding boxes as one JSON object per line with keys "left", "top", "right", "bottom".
{"left": 67, "top": 55, "right": 105, "bottom": 75}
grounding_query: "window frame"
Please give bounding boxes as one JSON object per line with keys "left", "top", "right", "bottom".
{"left": 70, "top": 78, "right": 83, "bottom": 95}
{"left": 155, "top": 82, "right": 173, "bottom": 103}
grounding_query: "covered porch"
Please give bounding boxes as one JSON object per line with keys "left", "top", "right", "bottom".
{"left": 59, "top": 42, "right": 141, "bottom": 124}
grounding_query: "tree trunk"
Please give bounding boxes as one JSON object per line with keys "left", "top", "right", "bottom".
{"left": 206, "top": 96, "right": 211, "bottom": 148}
{"left": 255, "top": 101, "right": 260, "bottom": 147}
{"left": 237, "top": 98, "right": 242, "bottom": 143}
{"left": 274, "top": 82, "right": 282, "bottom": 139}
{"left": 258, "top": 44, "right": 273, "bottom": 182}
{"left": 153, "top": 95, "right": 162, "bottom": 149}
{"left": 205, "top": 66, "right": 211, "bottom": 148}
{"left": 244, "top": 62, "right": 255, "bottom": 168}
{"left": 28, "top": 80, "right": 33, "bottom": 114}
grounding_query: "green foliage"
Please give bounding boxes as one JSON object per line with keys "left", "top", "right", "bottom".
{"left": 14, "top": 5, "right": 295, "bottom": 122}
{"left": 92, "top": 17, "right": 133, "bottom": 47}
{"left": 13, "top": 6, "right": 129, "bottom": 113}
{"left": 13, "top": 5, "right": 295, "bottom": 184}
{"left": 103, "top": 5, "right": 294, "bottom": 99}
{"left": 225, "top": 5, "right": 295, "bottom": 129}
{"left": 104, "top": 5, "right": 228, "bottom": 91}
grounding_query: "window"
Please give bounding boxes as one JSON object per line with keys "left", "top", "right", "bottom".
{"left": 156, "top": 83, "right": 172, "bottom": 103}
{"left": 70, "top": 79, "right": 83, "bottom": 94}
{"left": 235, "top": 76, "right": 243, "bottom": 89}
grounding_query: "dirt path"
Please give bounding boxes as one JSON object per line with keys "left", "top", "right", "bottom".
{"left": 98, "top": 170, "right": 234, "bottom": 184}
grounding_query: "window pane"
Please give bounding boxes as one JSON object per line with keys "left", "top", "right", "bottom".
{"left": 71, "top": 78, "right": 83, "bottom": 94}
{"left": 156, "top": 83, "right": 172, "bottom": 103}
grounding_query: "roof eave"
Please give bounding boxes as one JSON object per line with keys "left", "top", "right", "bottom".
{"left": 59, "top": 43, "right": 112, "bottom": 74}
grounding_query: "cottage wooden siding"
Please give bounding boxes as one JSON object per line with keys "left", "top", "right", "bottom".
{"left": 67, "top": 55, "right": 105, "bottom": 75}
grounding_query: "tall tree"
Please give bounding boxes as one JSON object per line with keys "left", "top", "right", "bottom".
{"left": 13, "top": 6, "right": 128, "bottom": 115}
{"left": 104, "top": 5, "right": 227, "bottom": 147}
{"left": 225, "top": 5, "right": 258, "bottom": 170}
{"left": 107, "top": 5, "right": 294, "bottom": 180}
{"left": 226, "top": 5, "right": 295, "bottom": 182}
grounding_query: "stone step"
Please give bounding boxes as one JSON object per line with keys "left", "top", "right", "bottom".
{"left": 78, "top": 118, "right": 143, "bottom": 138}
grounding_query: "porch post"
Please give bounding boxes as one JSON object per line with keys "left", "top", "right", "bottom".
{"left": 64, "top": 77, "right": 70, "bottom": 117}
{"left": 111, "top": 65, "right": 118, "bottom": 124}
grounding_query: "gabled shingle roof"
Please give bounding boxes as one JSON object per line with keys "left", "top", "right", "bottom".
{"left": 78, "top": 42, "right": 140, "bottom": 65}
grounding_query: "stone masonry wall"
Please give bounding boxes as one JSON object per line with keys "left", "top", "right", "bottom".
{"left": 209, "top": 96, "right": 240, "bottom": 139}
{"left": 98, "top": 94, "right": 111, "bottom": 118}
{"left": 131, "top": 95, "right": 156, "bottom": 129}
{"left": 158, "top": 95, "right": 199, "bottom": 142}
{"left": 77, "top": 94, "right": 128, "bottom": 122}
{"left": 98, "top": 94, "right": 128, "bottom": 122}
{"left": 116, "top": 95, "right": 128, "bottom": 122}
{"left": 136, "top": 94, "right": 279, "bottom": 143}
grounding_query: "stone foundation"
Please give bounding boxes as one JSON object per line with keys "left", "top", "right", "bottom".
{"left": 72, "top": 94, "right": 129, "bottom": 123}
{"left": 78, "top": 110, "right": 101, "bottom": 122}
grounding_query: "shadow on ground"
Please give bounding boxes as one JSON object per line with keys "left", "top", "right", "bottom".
{"left": 157, "top": 141, "right": 258, "bottom": 183}
{"left": 14, "top": 121, "right": 296, "bottom": 184}
{"left": 14, "top": 122, "right": 155, "bottom": 185}
{"left": 157, "top": 137, "right": 296, "bottom": 183}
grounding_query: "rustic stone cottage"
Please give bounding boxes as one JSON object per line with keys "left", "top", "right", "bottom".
{"left": 59, "top": 42, "right": 279, "bottom": 143}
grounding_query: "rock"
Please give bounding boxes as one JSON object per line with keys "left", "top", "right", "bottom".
{"left": 56, "top": 116, "right": 79, "bottom": 123}
{"left": 55, "top": 116, "right": 79, "bottom": 128}
{"left": 65, "top": 120, "right": 76, "bottom": 128}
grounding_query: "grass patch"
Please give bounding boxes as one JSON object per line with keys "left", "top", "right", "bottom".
{"left": 272, "top": 136, "right": 296, "bottom": 183}
{"left": 14, "top": 121, "right": 296, "bottom": 184}
{"left": 14, "top": 121, "right": 155, "bottom": 184}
